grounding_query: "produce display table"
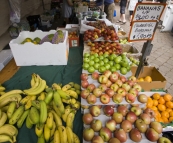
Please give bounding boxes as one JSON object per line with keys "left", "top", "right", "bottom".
{"left": 3, "top": 43, "right": 84, "bottom": 143}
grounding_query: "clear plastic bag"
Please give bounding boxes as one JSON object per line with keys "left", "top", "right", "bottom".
{"left": 9, "top": 0, "right": 21, "bottom": 23}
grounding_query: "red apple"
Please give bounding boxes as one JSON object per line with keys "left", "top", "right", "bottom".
{"left": 105, "top": 80, "right": 112, "bottom": 88}
{"left": 131, "top": 106, "right": 142, "bottom": 116}
{"left": 117, "top": 88, "right": 126, "bottom": 97}
{"left": 81, "top": 80, "right": 89, "bottom": 88}
{"left": 112, "top": 112, "right": 123, "bottom": 124}
{"left": 117, "top": 105, "right": 128, "bottom": 116}
{"left": 145, "top": 128, "right": 159, "bottom": 142}
{"left": 110, "top": 83, "right": 119, "bottom": 92}
{"left": 103, "top": 105, "right": 114, "bottom": 117}
{"left": 144, "top": 108, "right": 155, "bottom": 119}
{"left": 112, "top": 94, "right": 123, "bottom": 103}
{"left": 98, "top": 75, "right": 108, "bottom": 84}
{"left": 90, "top": 119, "right": 102, "bottom": 132}
{"left": 87, "top": 94, "right": 97, "bottom": 105}
{"left": 92, "top": 135, "right": 104, "bottom": 143}
{"left": 100, "top": 94, "right": 110, "bottom": 104}
{"left": 140, "top": 113, "right": 151, "bottom": 125}
{"left": 89, "top": 105, "right": 101, "bottom": 117}
{"left": 91, "top": 72, "right": 99, "bottom": 80}
{"left": 87, "top": 84, "right": 96, "bottom": 92}
{"left": 105, "top": 88, "right": 114, "bottom": 97}
{"left": 115, "top": 79, "right": 123, "bottom": 87}
{"left": 109, "top": 73, "right": 119, "bottom": 83}
{"left": 119, "top": 75, "right": 127, "bottom": 83}
{"left": 120, "top": 120, "right": 132, "bottom": 132}
{"left": 135, "top": 119, "right": 147, "bottom": 133}
{"left": 150, "top": 121, "right": 163, "bottom": 134}
{"left": 80, "top": 89, "right": 90, "bottom": 99}
{"left": 93, "top": 88, "right": 102, "bottom": 97}
{"left": 112, "top": 71, "right": 120, "bottom": 77}
{"left": 138, "top": 94, "right": 148, "bottom": 103}
{"left": 128, "top": 88, "right": 138, "bottom": 96}
{"left": 126, "top": 80, "right": 135, "bottom": 87}
{"left": 81, "top": 73, "right": 88, "bottom": 81}
{"left": 103, "top": 70, "right": 112, "bottom": 78}
{"left": 108, "top": 138, "right": 121, "bottom": 143}
{"left": 99, "top": 84, "right": 107, "bottom": 92}
{"left": 125, "top": 93, "right": 136, "bottom": 103}
{"left": 133, "top": 84, "right": 142, "bottom": 92}
{"left": 121, "top": 83, "right": 131, "bottom": 92}
{"left": 83, "top": 128, "right": 95, "bottom": 141}
{"left": 105, "top": 119, "right": 116, "bottom": 132}
{"left": 114, "top": 129, "right": 127, "bottom": 142}
{"left": 128, "top": 75, "right": 137, "bottom": 82}
{"left": 157, "top": 137, "right": 172, "bottom": 143}
{"left": 83, "top": 113, "right": 93, "bottom": 125}
{"left": 99, "top": 127, "right": 112, "bottom": 142}
{"left": 129, "top": 128, "right": 142, "bottom": 142}
{"left": 126, "top": 111, "right": 137, "bottom": 123}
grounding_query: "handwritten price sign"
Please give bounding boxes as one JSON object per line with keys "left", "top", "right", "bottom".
{"left": 132, "top": 3, "right": 166, "bottom": 21}
{"left": 129, "top": 21, "right": 157, "bottom": 42}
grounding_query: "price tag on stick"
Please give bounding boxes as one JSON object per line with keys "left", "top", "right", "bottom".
{"left": 128, "top": 20, "right": 157, "bottom": 42}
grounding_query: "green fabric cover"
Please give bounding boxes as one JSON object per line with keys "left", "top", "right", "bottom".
{"left": 3, "top": 44, "right": 84, "bottom": 143}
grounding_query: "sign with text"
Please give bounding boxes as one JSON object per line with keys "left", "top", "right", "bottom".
{"left": 129, "top": 21, "right": 157, "bottom": 42}
{"left": 132, "top": 3, "right": 166, "bottom": 21}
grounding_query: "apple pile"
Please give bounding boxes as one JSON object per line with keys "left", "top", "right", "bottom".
{"left": 87, "top": 41, "right": 122, "bottom": 55}
{"left": 82, "top": 104, "right": 170, "bottom": 143}
{"left": 68, "top": 31, "right": 78, "bottom": 38}
{"left": 83, "top": 52, "right": 131, "bottom": 75}
{"left": 80, "top": 71, "right": 143, "bottom": 104}
{"left": 86, "top": 20, "right": 107, "bottom": 29}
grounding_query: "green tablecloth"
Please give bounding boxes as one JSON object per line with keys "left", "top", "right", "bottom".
{"left": 3, "top": 43, "right": 84, "bottom": 143}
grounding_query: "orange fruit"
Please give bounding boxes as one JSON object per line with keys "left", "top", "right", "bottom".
{"left": 152, "top": 93, "right": 161, "bottom": 100}
{"left": 164, "top": 94, "right": 172, "bottom": 102}
{"left": 144, "top": 76, "right": 152, "bottom": 82}
{"left": 161, "top": 111, "right": 169, "bottom": 118}
{"left": 158, "top": 97, "right": 165, "bottom": 104}
{"left": 166, "top": 101, "right": 173, "bottom": 108}
{"left": 157, "top": 104, "right": 166, "bottom": 111}
{"left": 170, "top": 111, "right": 173, "bottom": 117}
{"left": 154, "top": 110, "right": 161, "bottom": 118}
{"left": 169, "top": 117, "right": 173, "bottom": 122}
{"left": 151, "top": 106, "right": 157, "bottom": 111}
{"left": 166, "top": 108, "right": 172, "bottom": 113}
{"left": 146, "top": 97, "right": 153, "bottom": 108}
{"left": 153, "top": 100, "right": 158, "bottom": 106}
{"left": 158, "top": 118, "right": 164, "bottom": 123}
{"left": 162, "top": 116, "right": 169, "bottom": 123}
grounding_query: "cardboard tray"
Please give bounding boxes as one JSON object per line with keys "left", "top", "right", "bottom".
{"left": 131, "top": 66, "right": 167, "bottom": 91}
{"left": 9, "top": 30, "right": 69, "bottom": 66}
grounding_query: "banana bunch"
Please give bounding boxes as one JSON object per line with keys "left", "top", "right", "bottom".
{"left": 0, "top": 84, "right": 6, "bottom": 96}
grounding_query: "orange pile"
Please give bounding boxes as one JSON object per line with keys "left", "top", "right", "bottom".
{"left": 146, "top": 93, "right": 173, "bottom": 123}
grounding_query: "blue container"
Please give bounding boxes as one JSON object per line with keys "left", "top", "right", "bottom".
{"left": 114, "top": 10, "right": 116, "bottom": 17}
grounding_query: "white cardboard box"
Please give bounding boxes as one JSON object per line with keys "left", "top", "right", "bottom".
{"left": 9, "top": 30, "right": 69, "bottom": 66}
{"left": 0, "top": 50, "right": 13, "bottom": 71}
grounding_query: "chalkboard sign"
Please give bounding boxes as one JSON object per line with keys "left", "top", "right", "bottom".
{"left": 129, "top": 21, "right": 157, "bottom": 41}
{"left": 132, "top": 3, "right": 166, "bottom": 21}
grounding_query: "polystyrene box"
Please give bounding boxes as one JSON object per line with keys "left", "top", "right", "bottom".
{"left": 9, "top": 30, "right": 69, "bottom": 66}
{"left": 0, "top": 50, "right": 13, "bottom": 71}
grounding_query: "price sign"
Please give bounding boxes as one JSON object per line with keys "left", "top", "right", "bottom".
{"left": 132, "top": 3, "right": 166, "bottom": 21}
{"left": 129, "top": 21, "right": 157, "bottom": 42}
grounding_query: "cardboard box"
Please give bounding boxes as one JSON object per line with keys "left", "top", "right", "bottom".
{"left": 9, "top": 30, "right": 69, "bottom": 66}
{"left": 131, "top": 66, "right": 167, "bottom": 91}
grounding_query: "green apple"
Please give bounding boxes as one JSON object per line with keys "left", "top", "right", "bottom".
{"left": 94, "top": 57, "right": 100, "bottom": 63}
{"left": 99, "top": 66, "right": 106, "bottom": 73}
{"left": 104, "top": 63, "right": 111, "bottom": 70}
{"left": 121, "top": 61, "right": 129, "bottom": 67}
{"left": 89, "top": 61, "right": 95, "bottom": 66}
{"left": 90, "top": 55, "right": 95, "bottom": 60}
{"left": 88, "top": 66, "right": 95, "bottom": 73}
{"left": 108, "top": 61, "right": 114, "bottom": 66}
{"left": 99, "top": 61, "right": 104, "bottom": 66}
{"left": 115, "top": 56, "right": 122, "bottom": 64}
{"left": 93, "top": 53, "right": 99, "bottom": 58}
{"left": 84, "top": 58, "right": 90, "bottom": 63}
{"left": 94, "top": 63, "right": 100, "bottom": 70}
{"left": 103, "top": 53, "right": 109, "bottom": 58}
{"left": 103, "top": 58, "right": 109, "bottom": 63}
{"left": 120, "top": 67, "right": 127, "bottom": 75}
{"left": 110, "top": 66, "right": 117, "bottom": 72}
{"left": 109, "top": 53, "right": 117, "bottom": 61}
{"left": 157, "top": 137, "right": 172, "bottom": 143}
{"left": 99, "top": 55, "right": 104, "bottom": 60}
{"left": 83, "top": 63, "right": 90, "bottom": 70}
{"left": 84, "top": 53, "right": 90, "bottom": 58}
{"left": 126, "top": 66, "right": 131, "bottom": 71}
{"left": 114, "top": 64, "right": 121, "bottom": 70}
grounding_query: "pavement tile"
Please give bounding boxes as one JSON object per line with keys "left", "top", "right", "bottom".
{"left": 166, "top": 82, "right": 172, "bottom": 89}
{"left": 158, "top": 65, "right": 172, "bottom": 74}
{"left": 165, "top": 60, "right": 173, "bottom": 66}
{"left": 167, "top": 88, "right": 173, "bottom": 95}
{"left": 164, "top": 63, "right": 173, "bottom": 69}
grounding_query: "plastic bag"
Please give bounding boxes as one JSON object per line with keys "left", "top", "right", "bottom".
{"left": 9, "top": 0, "right": 21, "bottom": 23}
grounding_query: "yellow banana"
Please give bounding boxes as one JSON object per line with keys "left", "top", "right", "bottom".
{"left": 58, "top": 103, "right": 65, "bottom": 114}
{"left": 44, "top": 124, "right": 51, "bottom": 142}
{"left": 17, "top": 109, "right": 29, "bottom": 128}
{"left": 30, "top": 73, "right": 37, "bottom": 87}
{"left": 0, "top": 134, "right": 13, "bottom": 143}
{"left": 0, "top": 109, "right": 1, "bottom": 118}
{"left": 1, "top": 106, "right": 9, "bottom": 112}
{"left": 62, "top": 98, "right": 71, "bottom": 104}
{"left": 26, "top": 114, "right": 33, "bottom": 129}
{"left": 29, "top": 107, "right": 40, "bottom": 124}
{"left": 0, "top": 124, "right": 18, "bottom": 138}
{"left": 0, "top": 94, "right": 22, "bottom": 108}
{"left": 68, "top": 82, "right": 75, "bottom": 87}
{"left": 54, "top": 130, "right": 60, "bottom": 143}
{"left": 66, "top": 126, "right": 74, "bottom": 143}
{"left": 9, "top": 105, "right": 24, "bottom": 125}
{"left": 46, "top": 112, "right": 53, "bottom": 130}
{"left": 65, "top": 90, "right": 78, "bottom": 99}
{"left": 72, "top": 101, "right": 81, "bottom": 110}
{"left": 75, "top": 89, "right": 81, "bottom": 95}
{"left": 37, "top": 92, "right": 46, "bottom": 101}
{"left": 44, "top": 90, "right": 53, "bottom": 105}
{"left": 73, "top": 83, "right": 81, "bottom": 90}
{"left": 7, "top": 101, "right": 16, "bottom": 119}
{"left": 39, "top": 101, "right": 47, "bottom": 124}
{"left": 62, "top": 107, "right": 72, "bottom": 123}
{"left": 66, "top": 110, "right": 75, "bottom": 129}
{"left": 73, "top": 133, "right": 80, "bottom": 143}
{"left": 52, "top": 83, "right": 61, "bottom": 90}
{"left": 61, "top": 84, "right": 71, "bottom": 91}
{"left": 70, "top": 98, "right": 77, "bottom": 104}
{"left": 50, "top": 121, "right": 56, "bottom": 138}
{"left": 0, "top": 90, "right": 24, "bottom": 100}
{"left": 25, "top": 95, "right": 37, "bottom": 110}
{"left": 0, "top": 86, "right": 5, "bottom": 92}
{"left": 51, "top": 110, "right": 62, "bottom": 127}
{"left": 58, "top": 125, "right": 67, "bottom": 143}
{"left": 53, "top": 90, "right": 63, "bottom": 106}
{"left": 57, "top": 89, "right": 71, "bottom": 100}
{"left": 69, "top": 88, "right": 76, "bottom": 91}
{"left": 31, "top": 100, "right": 40, "bottom": 110}
{"left": 20, "top": 95, "right": 31, "bottom": 105}
{"left": 37, "top": 133, "right": 45, "bottom": 143}
{"left": 35, "top": 123, "right": 44, "bottom": 137}
{"left": 0, "top": 91, "right": 5, "bottom": 96}
{"left": 0, "top": 112, "right": 7, "bottom": 127}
